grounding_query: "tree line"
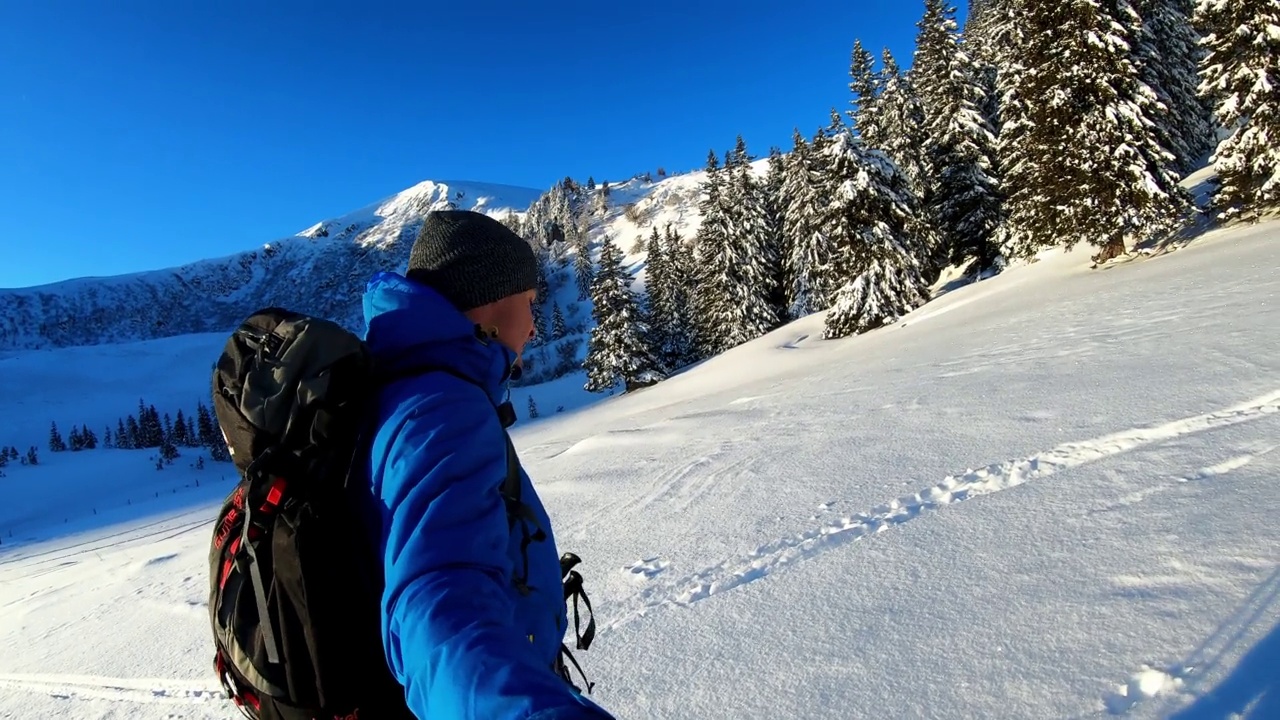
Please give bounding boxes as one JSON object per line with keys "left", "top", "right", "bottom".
{"left": 43, "top": 398, "right": 231, "bottom": 466}
{"left": 494, "top": 0, "right": 1276, "bottom": 397}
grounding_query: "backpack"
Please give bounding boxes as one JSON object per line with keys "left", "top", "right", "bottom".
{"left": 207, "top": 307, "right": 596, "bottom": 720}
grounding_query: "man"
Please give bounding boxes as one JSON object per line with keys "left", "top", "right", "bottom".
{"left": 359, "top": 210, "right": 613, "bottom": 719}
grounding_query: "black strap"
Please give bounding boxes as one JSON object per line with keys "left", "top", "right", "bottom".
{"left": 240, "top": 492, "right": 281, "bottom": 665}
{"left": 555, "top": 551, "right": 596, "bottom": 693}
{"left": 557, "top": 645, "right": 595, "bottom": 695}
{"left": 502, "top": 432, "right": 521, "bottom": 504}
{"left": 563, "top": 570, "right": 596, "bottom": 651}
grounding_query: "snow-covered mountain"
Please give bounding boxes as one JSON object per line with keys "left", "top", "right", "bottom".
{"left": 0, "top": 160, "right": 756, "bottom": 354}
{"left": 0, "top": 180, "right": 545, "bottom": 351}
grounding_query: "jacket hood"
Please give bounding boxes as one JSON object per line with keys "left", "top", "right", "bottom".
{"left": 361, "top": 271, "right": 517, "bottom": 405}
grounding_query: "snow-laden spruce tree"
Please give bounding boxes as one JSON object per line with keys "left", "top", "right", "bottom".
{"left": 721, "top": 136, "right": 784, "bottom": 345}
{"left": 571, "top": 219, "right": 593, "bottom": 301}
{"left": 1196, "top": 0, "right": 1280, "bottom": 223}
{"left": 1134, "top": 0, "right": 1215, "bottom": 174}
{"left": 916, "top": 1, "right": 1004, "bottom": 272}
{"left": 872, "top": 49, "right": 929, "bottom": 200}
{"left": 1000, "top": 0, "right": 1193, "bottom": 261}
{"left": 912, "top": 0, "right": 958, "bottom": 181}
{"left": 642, "top": 227, "right": 677, "bottom": 371}
{"left": 821, "top": 121, "right": 931, "bottom": 340}
{"left": 763, "top": 146, "right": 790, "bottom": 319}
{"left": 848, "top": 39, "right": 880, "bottom": 139}
{"left": 781, "top": 128, "right": 835, "bottom": 318}
{"left": 690, "top": 141, "right": 783, "bottom": 356}
{"left": 690, "top": 149, "right": 728, "bottom": 357}
{"left": 551, "top": 301, "right": 567, "bottom": 340}
{"left": 660, "top": 224, "right": 699, "bottom": 366}
{"left": 583, "top": 234, "right": 664, "bottom": 393}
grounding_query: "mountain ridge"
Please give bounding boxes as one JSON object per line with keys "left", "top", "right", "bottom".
{"left": 0, "top": 178, "right": 555, "bottom": 351}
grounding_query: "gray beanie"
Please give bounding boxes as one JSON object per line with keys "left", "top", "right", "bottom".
{"left": 406, "top": 210, "right": 539, "bottom": 312}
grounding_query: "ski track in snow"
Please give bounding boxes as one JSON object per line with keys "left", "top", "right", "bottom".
{"left": 602, "top": 389, "right": 1280, "bottom": 633}
{"left": 0, "top": 509, "right": 213, "bottom": 570}
{"left": 0, "top": 673, "right": 223, "bottom": 705}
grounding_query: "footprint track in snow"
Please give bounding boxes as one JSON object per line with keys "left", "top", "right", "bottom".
{"left": 624, "top": 557, "right": 671, "bottom": 581}
{"left": 602, "top": 389, "right": 1280, "bottom": 633}
{"left": 1089, "top": 446, "right": 1273, "bottom": 516}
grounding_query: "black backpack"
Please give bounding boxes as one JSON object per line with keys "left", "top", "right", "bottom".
{"left": 207, "top": 307, "right": 596, "bottom": 720}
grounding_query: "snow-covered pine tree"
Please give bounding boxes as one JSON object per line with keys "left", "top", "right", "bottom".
{"left": 872, "top": 49, "right": 930, "bottom": 200}
{"left": 592, "top": 184, "right": 610, "bottom": 217}
{"left": 661, "top": 224, "right": 698, "bottom": 366}
{"left": 127, "top": 414, "right": 142, "bottom": 448}
{"left": 148, "top": 405, "right": 164, "bottom": 447}
{"left": 551, "top": 301, "right": 567, "bottom": 340}
{"left": 848, "top": 39, "right": 880, "bottom": 138}
{"left": 530, "top": 238, "right": 550, "bottom": 346}
{"left": 103, "top": 426, "right": 113, "bottom": 449}
{"left": 913, "top": 0, "right": 959, "bottom": 179}
{"left": 1134, "top": 0, "right": 1215, "bottom": 174}
{"left": 48, "top": 422, "right": 65, "bottom": 452}
{"left": 532, "top": 301, "right": 547, "bottom": 346}
{"left": 583, "top": 234, "right": 664, "bottom": 393}
{"left": 69, "top": 425, "right": 83, "bottom": 451}
{"left": 196, "top": 401, "right": 226, "bottom": 462}
{"left": 724, "top": 135, "right": 784, "bottom": 344}
{"left": 822, "top": 121, "right": 931, "bottom": 340}
{"left": 642, "top": 226, "right": 675, "bottom": 371}
{"left": 499, "top": 210, "right": 524, "bottom": 238}
{"left": 160, "top": 434, "right": 180, "bottom": 464}
{"left": 694, "top": 138, "right": 784, "bottom": 354}
{"left": 781, "top": 128, "right": 835, "bottom": 317}
{"left": 926, "top": 11, "right": 1004, "bottom": 272}
{"left": 82, "top": 426, "right": 97, "bottom": 450}
{"left": 989, "top": 0, "right": 1041, "bottom": 258}
{"left": 116, "top": 419, "right": 130, "bottom": 450}
{"left": 173, "top": 409, "right": 190, "bottom": 447}
{"left": 691, "top": 149, "right": 731, "bottom": 356}
{"left": 1002, "top": 0, "right": 1193, "bottom": 261}
{"left": 572, "top": 225, "right": 593, "bottom": 301}
{"left": 763, "top": 146, "right": 790, "bottom": 318}
{"left": 1196, "top": 0, "right": 1280, "bottom": 223}
{"left": 964, "top": 0, "right": 1002, "bottom": 56}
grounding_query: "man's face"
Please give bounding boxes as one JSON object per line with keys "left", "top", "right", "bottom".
{"left": 464, "top": 289, "right": 538, "bottom": 362}
{"left": 494, "top": 289, "right": 537, "bottom": 360}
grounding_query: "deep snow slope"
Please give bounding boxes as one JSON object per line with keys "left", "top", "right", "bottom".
{"left": 0, "top": 219, "right": 1277, "bottom": 719}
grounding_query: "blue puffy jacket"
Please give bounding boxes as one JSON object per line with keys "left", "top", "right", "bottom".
{"left": 358, "top": 271, "right": 613, "bottom": 720}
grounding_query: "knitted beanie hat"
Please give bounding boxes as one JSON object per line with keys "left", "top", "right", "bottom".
{"left": 405, "top": 210, "right": 538, "bottom": 312}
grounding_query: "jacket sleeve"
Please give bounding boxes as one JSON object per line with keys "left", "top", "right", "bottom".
{"left": 374, "top": 380, "right": 612, "bottom": 720}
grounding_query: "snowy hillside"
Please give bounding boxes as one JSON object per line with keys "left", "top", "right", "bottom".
{"left": 0, "top": 180, "right": 543, "bottom": 351}
{"left": 0, "top": 215, "right": 1276, "bottom": 719}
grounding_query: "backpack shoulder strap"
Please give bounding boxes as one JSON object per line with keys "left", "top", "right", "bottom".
{"left": 502, "top": 431, "right": 521, "bottom": 504}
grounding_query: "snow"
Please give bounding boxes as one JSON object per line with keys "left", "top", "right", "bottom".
{"left": 0, "top": 208, "right": 1275, "bottom": 718}
{"left": 297, "top": 179, "right": 543, "bottom": 244}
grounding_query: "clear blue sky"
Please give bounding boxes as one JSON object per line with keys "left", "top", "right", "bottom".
{"left": 0, "top": 0, "right": 966, "bottom": 289}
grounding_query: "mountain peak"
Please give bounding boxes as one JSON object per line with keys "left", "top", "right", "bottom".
{"left": 297, "top": 179, "right": 544, "bottom": 242}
